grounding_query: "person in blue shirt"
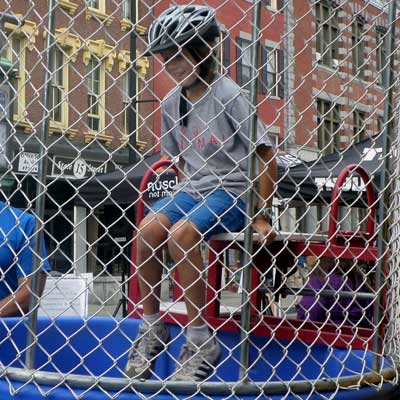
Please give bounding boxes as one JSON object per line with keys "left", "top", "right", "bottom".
{"left": 0, "top": 201, "right": 50, "bottom": 317}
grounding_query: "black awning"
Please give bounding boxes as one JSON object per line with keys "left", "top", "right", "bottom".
{"left": 74, "top": 135, "right": 386, "bottom": 208}
{"left": 277, "top": 135, "right": 385, "bottom": 206}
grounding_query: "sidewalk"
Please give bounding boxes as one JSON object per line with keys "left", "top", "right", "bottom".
{"left": 88, "top": 290, "right": 299, "bottom": 319}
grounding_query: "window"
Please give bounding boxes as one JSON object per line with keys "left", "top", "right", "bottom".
{"left": 376, "top": 27, "right": 387, "bottom": 86}
{"left": 85, "top": 0, "right": 112, "bottom": 24}
{"left": 236, "top": 37, "right": 284, "bottom": 97}
{"left": 353, "top": 110, "right": 366, "bottom": 143}
{"left": 377, "top": 116, "right": 385, "bottom": 134}
{"left": 219, "top": 31, "right": 231, "bottom": 75}
{"left": 87, "top": 0, "right": 100, "bottom": 9}
{"left": 352, "top": 17, "right": 365, "bottom": 78}
{"left": 122, "top": 72, "right": 129, "bottom": 135}
{"left": 261, "top": 47, "right": 283, "bottom": 97}
{"left": 1, "top": 35, "right": 25, "bottom": 119}
{"left": 315, "top": 0, "right": 339, "bottom": 67}
{"left": 236, "top": 37, "right": 252, "bottom": 91}
{"left": 264, "top": 0, "right": 280, "bottom": 10}
{"left": 122, "top": 0, "right": 130, "bottom": 19}
{"left": 317, "top": 99, "right": 340, "bottom": 155}
{"left": 51, "top": 48, "right": 66, "bottom": 124}
{"left": 87, "top": 59, "right": 104, "bottom": 132}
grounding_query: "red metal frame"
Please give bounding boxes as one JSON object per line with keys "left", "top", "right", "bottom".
{"left": 128, "top": 160, "right": 178, "bottom": 309}
{"left": 129, "top": 161, "right": 381, "bottom": 350}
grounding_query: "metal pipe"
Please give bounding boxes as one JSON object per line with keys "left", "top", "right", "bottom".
{"left": 372, "top": 0, "right": 397, "bottom": 371}
{"left": 238, "top": 0, "right": 262, "bottom": 381}
{"left": 1, "top": 365, "right": 397, "bottom": 396}
{"left": 24, "top": 0, "right": 57, "bottom": 370}
{"left": 128, "top": 0, "right": 137, "bottom": 164}
{"left": 258, "top": 287, "right": 375, "bottom": 300}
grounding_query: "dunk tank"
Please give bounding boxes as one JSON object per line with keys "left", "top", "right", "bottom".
{"left": 0, "top": 0, "right": 399, "bottom": 399}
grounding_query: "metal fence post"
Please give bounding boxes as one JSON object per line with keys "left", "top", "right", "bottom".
{"left": 25, "top": 0, "right": 57, "bottom": 370}
{"left": 372, "top": 0, "right": 398, "bottom": 372}
{"left": 238, "top": 0, "right": 262, "bottom": 382}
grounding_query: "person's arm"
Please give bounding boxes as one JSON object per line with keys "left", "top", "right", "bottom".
{"left": 252, "top": 145, "right": 277, "bottom": 245}
{"left": 0, "top": 272, "right": 47, "bottom": 317}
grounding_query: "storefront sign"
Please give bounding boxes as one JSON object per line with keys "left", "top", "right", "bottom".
{"left": 17, "top": 151, "right": 39, "bottom": 173}
{"left": 14, "top": 152, "right": 110, "bottom": 179}
{"left": 52, "top": 156, "right": 108, "bottom": 178}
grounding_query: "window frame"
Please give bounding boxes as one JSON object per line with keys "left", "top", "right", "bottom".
{"left": 315, "top": 0, "right": 339, "bottom": 67}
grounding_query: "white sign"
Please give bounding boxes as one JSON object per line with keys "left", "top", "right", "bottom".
{"left": 38, "top": 273, "right": 92, "bottom": 318}
{"left": 17, "top": 152, "right": 39, "bottom": 173}
{"left": 362, "top": 147, "right": 383, "bottom": 162}
{"left": 52, "top": 156, "right": 108, "bottom": 179}
{"left": 314, "top": 176, "right": 367, "bottom": 192}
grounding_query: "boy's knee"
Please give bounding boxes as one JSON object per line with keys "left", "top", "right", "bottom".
{"left": 138, "top": 214, "right": 169, "bottom": 249}
{"left": 168, "top": 220, "right": 201, "bottom": 257}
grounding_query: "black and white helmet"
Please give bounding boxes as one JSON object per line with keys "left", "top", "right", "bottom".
{"left": 145, "top": 5, "right": 220, "bottom": 55}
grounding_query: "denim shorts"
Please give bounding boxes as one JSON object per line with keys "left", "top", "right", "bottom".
{"left": 148, "top": 190, "right": 246, "bottom": 240}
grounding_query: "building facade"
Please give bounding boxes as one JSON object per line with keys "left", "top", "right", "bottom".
{"left": 284, "top": 0, "right": 396, "bottom": 233}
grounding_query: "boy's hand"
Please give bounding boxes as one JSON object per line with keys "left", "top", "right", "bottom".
{"left": 252, "top": 217, "right": 277, "bottom": 246}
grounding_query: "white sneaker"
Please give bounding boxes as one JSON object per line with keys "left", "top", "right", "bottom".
{"left": 125, "top": 322, "right": 170, "bottom": 379}
{"left": 172, "top": 337, "right": 221, "bottom": 382}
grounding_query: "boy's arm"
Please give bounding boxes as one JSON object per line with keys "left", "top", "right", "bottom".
{"left": 177, "top": 157, "right": 185, "bottom": 182}
{"left": 253, "top": 145, "right": 277, "bottom": 245}
{"left": 0, "top": 272, "right": 47, "bottom": 317}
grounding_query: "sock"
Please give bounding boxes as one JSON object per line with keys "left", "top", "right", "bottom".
{"left": 142, "top": 312, "right": 162, "bottom": 327}
{"left": 187, "top": 324, "right": 211, "bottom": 347}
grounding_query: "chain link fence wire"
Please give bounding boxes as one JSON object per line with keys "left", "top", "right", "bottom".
{"left": 0, "top": 0, "right": 399, "bottom": 398}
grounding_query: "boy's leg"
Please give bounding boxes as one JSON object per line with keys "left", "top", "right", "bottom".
{"left": 125, "top": 193, "right": 197, "bottom": 379}
{"left": 168, "top": 189, "right": 245, "bottom": 381}
{"left": 137, "top": 212, "right": 171, "bottom": 316}
{"left": 168, "top": 219, "right": 205, "bottom": 326}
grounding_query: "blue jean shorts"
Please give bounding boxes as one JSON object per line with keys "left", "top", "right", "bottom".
{"left": 148, "top": 190, "right": 246, "bottom": 240}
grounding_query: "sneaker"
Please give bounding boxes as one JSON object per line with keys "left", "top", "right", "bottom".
{"left": 125, "top": 322, "right": 170, "bottom": 379}
{"left": 172, "top": 337, "right": 221, "bottom": 382}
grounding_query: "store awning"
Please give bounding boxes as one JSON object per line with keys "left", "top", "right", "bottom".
{"left": 74, "top": 135, "right": 385, "bottom": 208}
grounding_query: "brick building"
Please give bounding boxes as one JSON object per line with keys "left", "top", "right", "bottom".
{"left": 0, "top": 0, "right": 154, "bottom": 273}
{"left": 0, "top": 0, "right": 288, "bottom": 275}
{"left": 283, "top": 0, "right": 395, "bottom": 232}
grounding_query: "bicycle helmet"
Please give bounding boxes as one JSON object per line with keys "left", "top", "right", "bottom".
{"left": 145, "top": 5, "right": 220, "bottom": 55}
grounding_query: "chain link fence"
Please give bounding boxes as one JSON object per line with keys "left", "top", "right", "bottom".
{"left": 0, "top": 0, "right": 399, "bottom": 398}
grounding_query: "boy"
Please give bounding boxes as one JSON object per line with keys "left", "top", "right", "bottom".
{"left": 125, "top": 4, "right": 277, "bottom": 381}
